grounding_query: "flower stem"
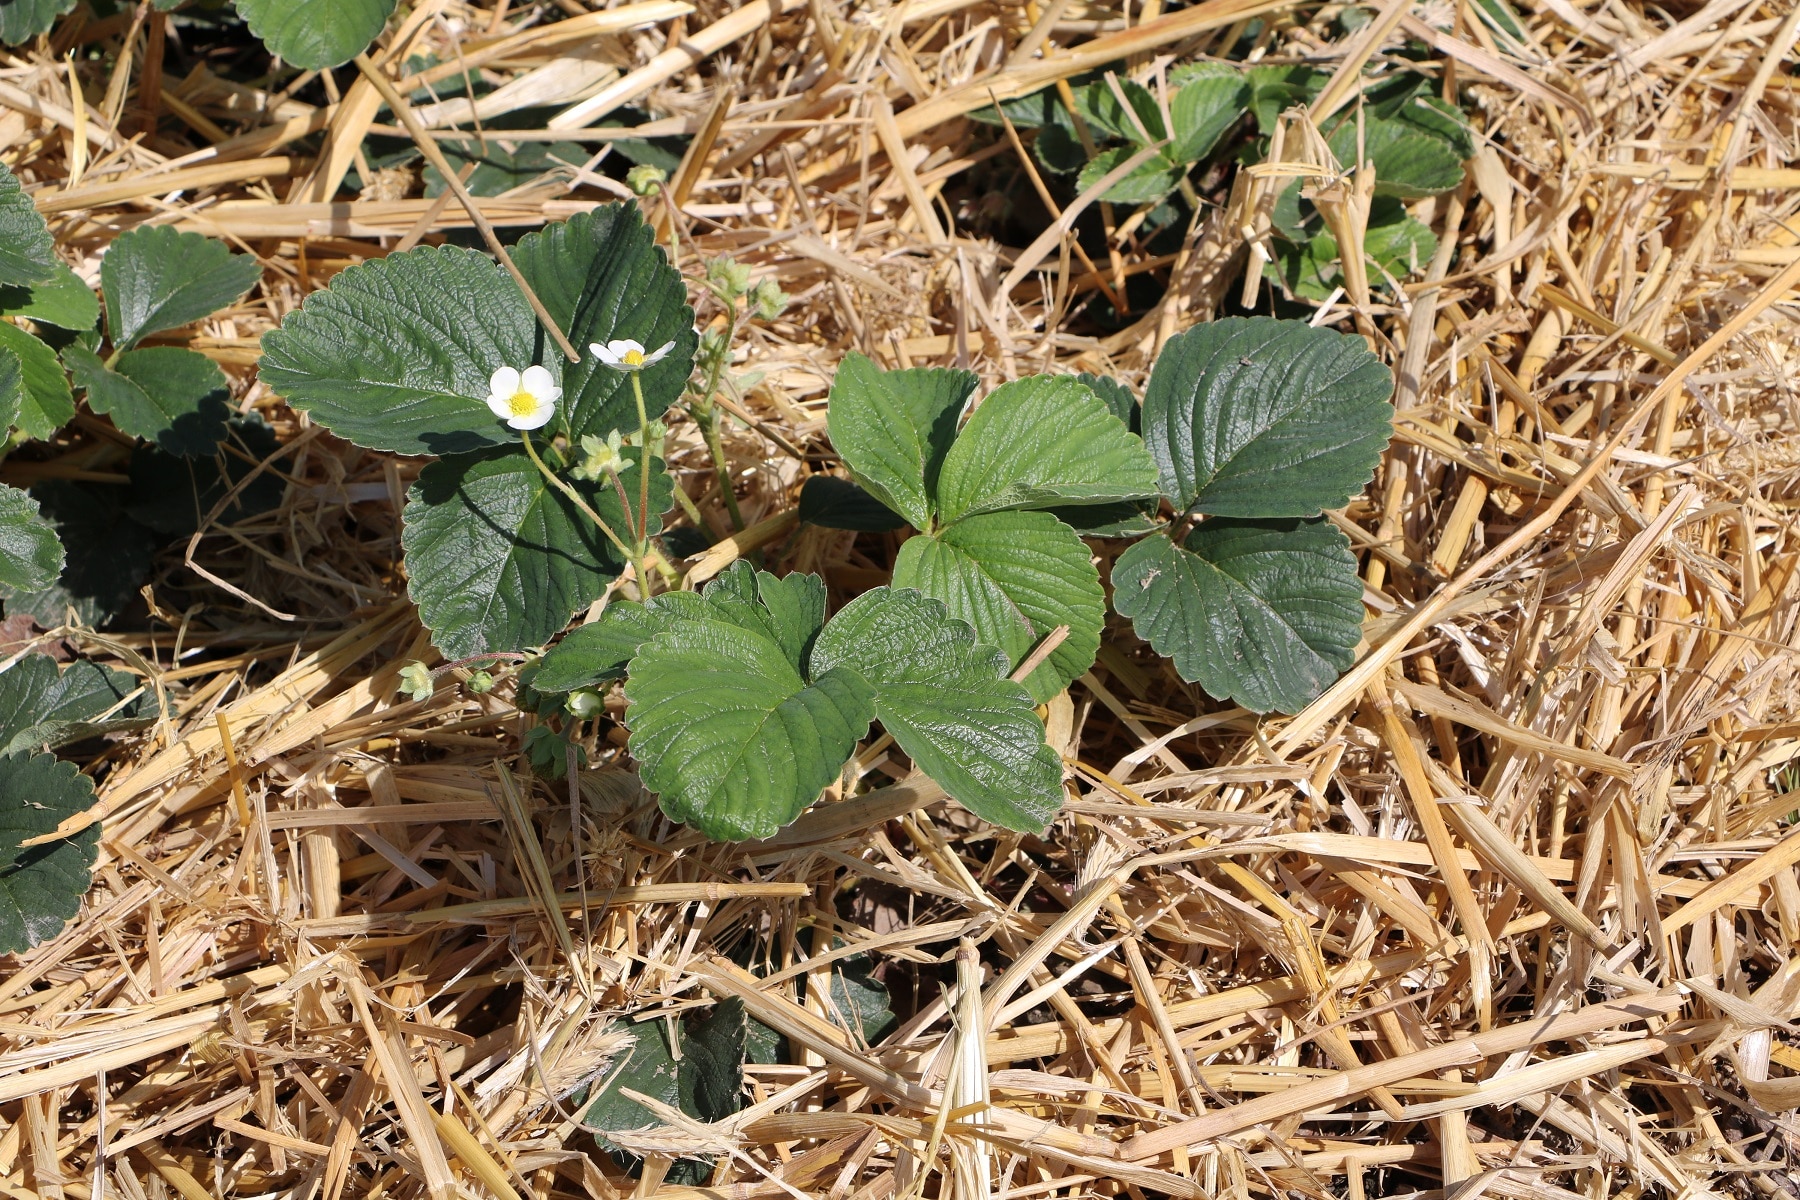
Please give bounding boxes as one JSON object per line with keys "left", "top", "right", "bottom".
{"left": 630, "top": 370, "right": 655, "bottom": 549}
{"left": 520, "top": 430, "right": 635, "bottom": 565}
{"left": 693, "top": 306, "right": 745, "bottom": 532}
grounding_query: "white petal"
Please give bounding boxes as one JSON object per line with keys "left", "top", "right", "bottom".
{"left": 488, "top": 366, "right": 521, "bottom": 398}
{"left": 486, "top": 394, "right": 515, "bottom": 419}
{"left": 508, "top": 393, "right": 557, "bottom": 430}
{"left": 642, "top": 339, "right": 676, "bottom": 365}
{"left": 588, "top": 342, "right": 621, "bottom": 366}
{"left": 608, "top": 339, "right": 646, "bottom": 359}
{"left": 520, "top": 365, "right": 558, "bottom": 397}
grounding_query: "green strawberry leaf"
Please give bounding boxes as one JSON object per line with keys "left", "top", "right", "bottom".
{"left": 826, "top": 353, "right": 977, "bottom": 530}
{"left": 934, "top": 374, "right": 1160, "bottom": 523}
{"left": 7, "top": 482, "right": 159, "bottom": 627}
{"left": 425, "top": 139, "right": 589, "bottom": 198}
{"left": 0, "top": 322, "right": 74, "bottom": 440}
{"left": 0, "top": 655, "right": 153, "bottom": 756}
{"left": 826, "top": 953, "right": 898, "bottom": 1045}
{"left": 1077, "top": 144, "right": 1185, "bottom": 204}
{"left": 810, "top": 587, "right": 1063, "bottom": 833}
{"left": 798, "top": 475, "right": 906, "bottom": 532}
{"left": 892, "top": 510, "right": 1102, "bottom": 704}
{"left": 402, "top": 444, "right": 671, "bottom": 659}
{"left": 1111, "top": 517, "right": 1364, "bottom": 713}
{"left": 1324, "top": 112, "right": 1466, "bottom": 199}
{"left": 507, "top": 205, "right": 697, "bottom": 440}
{"left": 1245, "top": 64, "right": 1329, "bottom": 135}
{"left": 0, "top": 483, "right": 64, "bottom": 595}
{"left": 1142, "top": 317, "right": 1393, "bottom": 518}
{"left": 65, "top": 346, "right": 231, "bottom": 458}
{"left": 534, "top": 592, "right": 713, "bottom": 693}
{"left": 1077, "top": 77, "right": 1166, "bottom": 143}
{"left": 585, "top": 1000, "right": 746, "bottom": 1181}
{"left": 0, "top": 751, "right": 99, "bottom": 955}
{"left": 1034, "top": 123, "right": 1086, "bottom": 174}
{"left": 624, "top": 616, "right": 874, "bottom": 841}
{"left": 102, "top": 225, "right": 260, "bottom": 350}
{"left": 259, "top": 244, "right": 537, "bottom": 456}
{"left": 235, "top": 0, "right": 397, "bottom": 70}
{"left": 584, "top": 1015, "right": 683, "bottom": 1144}
{"left": 680, "top": 998, "right": 747, "bottom": 1123}
{"left": 1076, "top": 371, "right": 1137, "bottom": 429}
{"left": 0, "top": 159, "right": 54, "bottom": 286}
{"left": 127, "top": 414, "right": 287, "bottom": 535}
{"left": 0, "top": 262, "right": 99, "bottom": 330}
{"left": 1169, "top": 64, "right": 1250, "bottom": 163}
{"left": 0, "top": 345, "right": 21, "bottom": 433}
{"left": 1046, "top": 501, "right": 1162, "bottom": 538}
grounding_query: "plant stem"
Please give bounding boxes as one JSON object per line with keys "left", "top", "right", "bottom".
{"left": 630, "top": 371, "right": 654, "bottom": 548}
{"left": 693, "top": 306, "right": 745, "bottom": 532}
{"left": 519, "top": 430, "right": 635, "bottom": 565}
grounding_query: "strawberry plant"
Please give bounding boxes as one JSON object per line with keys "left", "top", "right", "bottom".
{"left": 1, "top": 1, "right": 395, "bottom": 71}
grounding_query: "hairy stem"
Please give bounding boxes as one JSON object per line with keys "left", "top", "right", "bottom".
{"left": 520, "top": 430, "right": 635, "bottom": 566}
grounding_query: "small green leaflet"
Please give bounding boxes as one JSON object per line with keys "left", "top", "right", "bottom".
{"left": 0, "top": 655, "right": 153, "bottom": 756}
{"left": 826, "top": 354, "right": 976, "bottom": 530}
{"left": 0, "top": 159, "right": 54, "bottom": 286}
{"left": 0, "top": 484, "right": 64, "bottom": 595}
{"left": 1168, "top": 64, "right": 1250, "bottom": 163}
{"left": 1141, "top": 317, "right": 1393, "bottom": 518}
{"left": 1111, "top": 517, "right": 1364, "bottom": 714}
{"left": 102, "top": 225, "right": 261, "bottom": 350}
{"left": 0, "top": 321, "right": 74, "bottom": 440}
{"left": 401, "top": 445, "right": 671, "bottom": 659}
{"left": 1323, "top": 111, "right": 1466, "bottom": 199}
{"left": 235, "top": 0, "right": 398, "bottom": 69}
{"left": 1077, "top": 144, "right": 1185, "bottom": 205}
{"left": 0, "top": 262, "right": 99, "bottom": 331}
{"left": 0, "top": 751, "right": 100, "bottom": 956}
{"left": 65, "top": 346, "right": 231, "bottom": 458}
{"left": 1270, "top": 205, "right": 1438, "bottom": 301}
{"left": 1077, "top": 77, "right": 1164, "bottom": 143}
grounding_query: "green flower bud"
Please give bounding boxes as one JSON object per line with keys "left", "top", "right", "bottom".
{"left": 570, "top": 430, "right": 633, "bottom": 482}
{"left": 566, "top": 688, "right": 604, "bottom": 719}
{"left": 706, "top": 256, "right": 753, "bottom": 300}
{"left": 466, "top": 670, "right": 495, "bottom": 694}
{"left": 749, "top": 278, "right": 791, "bottom": 322}
{"left": 627, "top": 164, "right": 668, "bottom": 196}
{"left": 398, "top": 661, "right": 434, "bottom": 703}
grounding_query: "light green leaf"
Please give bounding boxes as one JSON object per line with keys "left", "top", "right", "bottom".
{"left": 1110, "top": 518, "right": 1364, "bottom": 713}
{"left": 0, "top": 655, "right": 153, "bottom": 756}
{"left": 235, "top": 0, "right": 397, "bottom": 69}
{"left": 1142, "top": 317, "right": 1393, "bottom": 518}
{"left": 935, "top": 375, "right": 1161, "bottom": 523}
{"left": 509, "top": 206, "right": 697, "bottom": 440}
{"left": 6, "top": 481, "right": 159, "bottom": 626}
{"left": 0, "top": 751, "right": 98, "bottom": 955}
{"left": 1325, "top": 113, "right": 1466, "bottom": 199}
{"left": 1169, "top": 64, "right": 1250, "bottom": 163}
{"left": 810, "top": 587, "right": 1063, "bottom": 833}
{"left": 401, "top": 445, "right": 672, "bottom": 659}
{"left": 0, "top": 322, "right": 73, "bottom": 440}
{"left": 65, "top": 346, "right": 230, "bottom": 457}
{"left": 0, "top": 346, "right": 20, "bottom": 433}
{"left": 1077, "top": 144, "right": 1185, "bottom": 205}
{"left": 624, "top": 617, "right": 874, "bottom": 841}
{"left": 425, "top": 139, "right": 589, "bottom": 198}
{"left": 0, "top": 159, "right": 54, "bottom": 285}
{"left": 0, "top": 483, "right": 63, "bottom": 595}
{"left": 825, "top": 353, "right": 976, "bottom": 530}
{"left": 259, "top": 244, "right": 537, "bottom": 456}
{"left": 0, "top": 262, "right": 99, "bottom": 330}
{"left": 102, "top": 225, "right": 261, "bottom": 350}
{"left": 893, "top": 511, "right": 1101, "bottom": 704}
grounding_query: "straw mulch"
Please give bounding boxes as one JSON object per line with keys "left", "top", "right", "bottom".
{"left": 2, "top": 1, "right": 1799, "bottom": 1199}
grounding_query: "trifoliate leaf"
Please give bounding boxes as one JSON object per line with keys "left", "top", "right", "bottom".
{"left": 508, "top": 205, "right": 697, "bottom": 441}
{"left": 65, "top": 346, "right": 230, "bottom": 457}
{"left": 7, "top": 482, "right": 159, "bottom": 627}
{"left": 893, "top": 510, "right": 1101, "bottom": 705}
{"left": 1169, "top": 64, "right": 1250, "bottom": 163}
{"left": 798, "top": 475, "right": 907, "bottom": 532}
{"left": 0, "top": 751, "right": 98, "bottom": 955}
{"left": 585, "top": 1001, "right": 746, "bottom": 1178}
{"left": 102, "top": 225, "right": 260, "bottom": 350}
{"left": 534, "top": 592, "right": 712, "bottom": 693}
{"left": 260, "top": 245, "right": 538, "bottom": 456}
{"left": 0, "top": 159, "right": 54, "bottom": 286}
{"left": 810, "top": 587, "right": 1063, "bottom": 833}
{"left": 0, "top": 322, "right": 73, "bottom": 440}
{"left": 236, "top": 0, "right": 397, "bottom": 69}
{"left": 0, "top": 262, "right": 99, "bottom": 330}
{"left": 935, "top": 375, "right": 1160, "bottom": 523}
{"left": 0, "top": 346, "right": 21, "bottom": 433}
{"left": 1077, "top": 144, "right": 1185, "bottom": 205}
{"left": 1324, "top": 112, "right": 1466, "bottom": 199}
{"left": 1141, "top": 317, "right": 1393, "bottom": 518}
{"left": 127, "top": 414, "right": 286, "bottom": 535}
{"left": 624, "top": 616, "right": 874, "bottom": 841}
{"left": 0, "top": 484, "right": 63, "bottom": 595}
{"left": 826, "top": 353, "right": 977, "bottom": 530}
{"left": 427, "top": 139, "right": 589, "bottom": 198}
{"left": 1111, "top": 517, "right": 1364, "bottom": 713}
{"left": 0, "top": 655, "right": 153, "bottom": 756}
{"left": 402, "top": 445, "right": 671, "bottom": 659}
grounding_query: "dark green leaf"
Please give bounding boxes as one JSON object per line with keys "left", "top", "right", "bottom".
{"left": 0, "top": 322, "right": 74, "bottom": 440}
{"left": 0, "top": 262, "right": 99, "bottom": 330}
{"left": 1077, "top": 77, "right": 1165, "bottom": 143}
{"left": 935, "top": 375, "right": 1160, "bottom": 523}
{"left": 102, "top": 225, "right": 260, "bottom": 350}
{"left": 1141, "top": 317, "right": 1393, "bottom": 518}
{"left": 509, "top": 205, "right": 697, "bottom": 440}
{"left": 0, "top": 655, "right": 153, "bottom": 756}
{"left": 0, "top": 751, "right": 98, "bottom": 955}
{"left": 892, "top": 511, "right": 1102, "bottom": 704}
{"left": 827, "top": 956, "right": 897, "bottom": 1045}
{"left": 809, "top": 587, "right": 1063, "bottom": 833}
{"left": 1077, "top": 144, "right": 1185, "bottom": 204}
{"left": 0, "top": 484, "right": 63, "bottom": 595}
{"left": 533, "top": 591, "right": 712, "bottom": 693}
{"left": 425, "top": 139, "right": 589, "bottom": 198}
{"left": 1245, "top": 65, "right": 1329, "bottom": 135}
{"left": 584, "top": 1016, "right": 683, "bottom": 1141}
{"left": 0, "top": 346, "right": 20, "bottom": 433}
{"left": 0, "top": 159, "right": 54, "bottom": 285}
{"left": 1045, "top": 500, "right": 1163, "bottom": 538}
{"left": 1076, "top": 372, "right": 1137, "bottom": 429}
{"left": 1034, "top": 123, "right": 1085, "bottom": 174}
{"left": 66, "top": 346, "right": 230, "bottom": 457}
{"left": 680, "top": 999, "right": 746, "bottom": 1124}
{"left": 235, "top": 0, "right": 397, "bottom": 69}
{"left": 1169, "top": 65, "right": 1250, "bottom": 163}
{"left": 127, "top": 414, "right": 286, "bottom": 535}
{"left": 259, "top": 244, "right": 538, "bottom": 456}
{"left": 798, "top": 475, "right": 907, "bottom": 532}
{"left": 6, "top": 481, "right": 159, "bottom": 626}
{"left": 826, "top": 353, "right": 977, "bottom": 530}
{"left": 1111, "top": 517, "right": 1364, "bottom": 713}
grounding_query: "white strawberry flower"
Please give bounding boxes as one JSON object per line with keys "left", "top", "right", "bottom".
{"left": 590, "top": 338, "right": 676, "bottom": 373}
{"left": 486, "top": 364, "right": 560, "bottom": 430}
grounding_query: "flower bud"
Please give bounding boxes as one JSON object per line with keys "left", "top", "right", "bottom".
{"left": 398, "top": 661, "right": 434, "bottom": 702}
{"left": 466, "top": 670, "right": 494, "bottom": 694}
{"left": 566, "top": 688, "right": 604, "bottom": 719}
{"left": 706, "top": 256, "right": 753, "bottom": 300}
{"left": 627, "top": 164, "right": 668, "bottom": 196}
{"left": 749, "top": 278, "right": 791, "bottom": 322}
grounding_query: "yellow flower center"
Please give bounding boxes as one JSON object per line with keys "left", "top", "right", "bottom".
{"left": 507, "top": 389, "right": 538, "bottom": 417}
{"left": 621, "top": 349, "right": 645, "bottom": 366}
